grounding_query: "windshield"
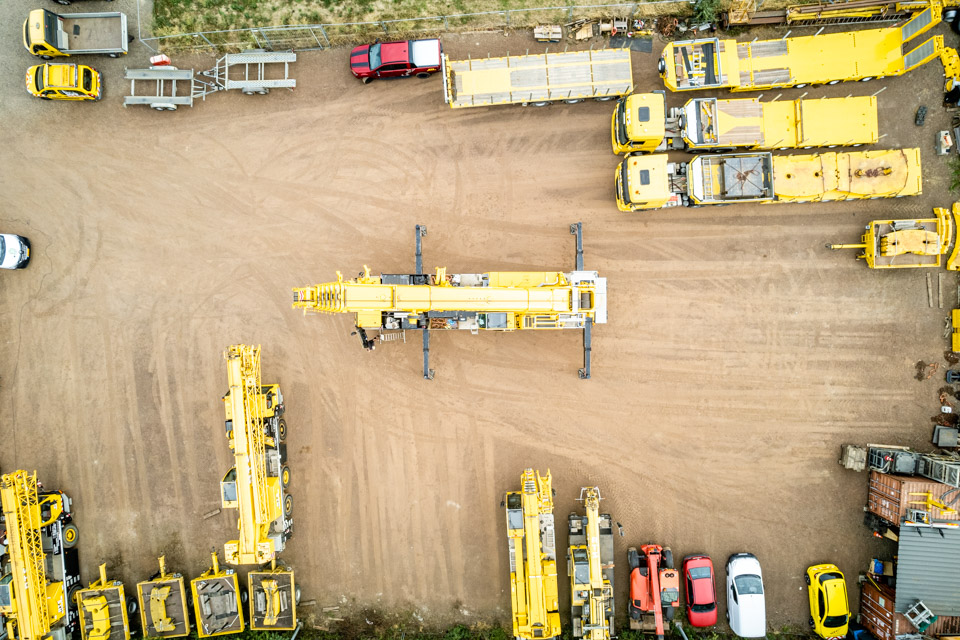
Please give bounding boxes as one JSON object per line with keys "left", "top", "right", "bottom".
{"left": 368, "top": 43, "right": 382, "bottom": 70}
{"left": 572, "top": 548, "right": 590, "bottom": 584}
{"left": 819, "top": 572, "right": 843, "bottom": 584}
{"left": 689, "top": 567, "right": 711, "bottom": 580}
{"left": 82, "top": 69, "right": 92, "bottom": 91}
{"left": 734, "top": 575, "right": 763, "bottom": 595}
{"left": 0, "top": 236, "right": 5, "bottom": 261}
{"left": 34, "top": 67, "right": 44, "bottom": 92}
{"left": 824, "top": 615, "right": 847, "bottom": 628}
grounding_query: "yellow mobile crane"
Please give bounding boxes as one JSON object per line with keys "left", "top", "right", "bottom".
{"left": 75, "top": 564, "right": 132, "bottom": 640}
{"left": 220, "top": 344, "right": 293, "bottom": 566}
{"left": 136, "top": 557, "right": 190, "bottom": 639}
{"left": 828, "top": 205, "right": 955, "bottom": 268}
{"left": 567, "top": 488, "right": 614, "bottom": 640}
{"left": 292, "top": 223, "right": 607, "bottom": 380}
{"left": 0, "top": 470, "right": 82, "bottom": 640}
{"left": 659, "top": 2, "right": 960, "bottom": 100}
{"left": 504, "top": 469, "right": 561, "bottom": 640}
{"left": 189, "top": 552, "right": 243, "bottom": 639}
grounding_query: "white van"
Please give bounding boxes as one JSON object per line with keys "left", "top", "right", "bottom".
{"left": 726, "top": 553, "right": 766, "bottom": 638}
{"left": 0, "top": 235, "right": 30, "bottom": 269}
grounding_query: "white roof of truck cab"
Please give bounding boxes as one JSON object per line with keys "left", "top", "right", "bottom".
{"left": 410, "top": 39, "right": 441, "bottom": 67}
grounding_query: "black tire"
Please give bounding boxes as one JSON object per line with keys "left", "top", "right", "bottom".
{"left": 804, "top": 573, "right": 811, "bottom": 585}
{"left": 663, "top": 548, "right": 674, "bottom": 570}
{"left": 827, "top": 80, "right": 840, "bottom": 85}
{"left": 54, "top": 0, "right": 71, "bottom": 4}
{"left": 362, "top": 76, "right": 373, "bottom": 84}
{"left": 416, "top": 72, "right": 431, "bottom": 78}
{"left": 281, "top": 464, "right": 291, "bottom": 489}
{"left": 284, "top": 494, "right": 293, "bottom": 517}
{"left": 108, "top": 53, "right": 120, "bottom": 59}
{"left": 859, "top": 76, "right": 874, "bottom": 82}
{"left": 68, "top": 584, "right": 82, "bottom": 605}
{"left": 664, "top": 605, "right": 676, "bottom": 621}
{"left": 127, "top": 597, "right": 139, "bottom": 615}
{"left": 809, "top": 618, "right": 815, "bottom": 628}
{"left": 41, "top": 55, "right": 53, "bottom": 60}
{"left": 240, "top": 588, "right": 248, "bottom": 605}
{"left": 794, "top": 83, "right": 808, "bottom": 88}
{"left": 295, "top": 585, "right": 302, "bottom": 604}
{"left": 952, "top": 16, "right": 960, "bottom": 35}
{"left": 277, "top": 417, "right": 287, "bottom": 442}
{"left": 946, "top": 8, "right": 959, "bottom": 22}
{"left": 63, "top": 523, "right": 79, "bottom": 548}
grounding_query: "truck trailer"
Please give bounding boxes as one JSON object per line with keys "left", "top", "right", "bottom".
{"left": 442, "top": 49, "right": 632, "bottom": 108}
{"left": 615, "top": 148, "right": 922, "bottom": 211}
{"left": 611, "top": 92, "right": 879, "bottom": 154}
{"left": 658, "top": 4, "right": 955, "bottom": 92}
{"left": 23, "top": 9, "right": 128, "bottom": 58}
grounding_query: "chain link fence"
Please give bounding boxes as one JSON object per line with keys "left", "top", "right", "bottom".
{"left": 138, "top": 2, "right": 696, "bottom": 54}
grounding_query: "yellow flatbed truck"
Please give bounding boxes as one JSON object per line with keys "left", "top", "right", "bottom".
{"left": 659, "top": 4, "right": 954, "bottom": 92}
{"left": 136, "top": 557, "right": 190, "bottom": 639}
{"left": 505, "top": 469, "right": 561, "bottom": 640}
{"left": 75, "top": 564, "right": 132, "bottom": 640}
{"left": 190, "top": 553, "right": 243, "bottom": 638}
{"left": 23, "top": 9, "right": 128, "bottom": 58}
{"left": 611, "top": 92, "right": 878, "bottom": 154}
{"left": 615, "top": 148, "right": 921, "bottom": 211}
{"left": 26, "top": 63, "right": 101, "bottom": 101}
{"left": 441, "top": 49, "right": 632, "bottom": 108}
{"left": 829, "top": 205, "right": 955, "bottom": 268}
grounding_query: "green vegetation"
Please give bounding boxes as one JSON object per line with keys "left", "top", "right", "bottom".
{"left": 951, "top": 156, "right": 960, "bottom": 193}
{"left": 691, "top": 0, "right": 722, "bottom": 23}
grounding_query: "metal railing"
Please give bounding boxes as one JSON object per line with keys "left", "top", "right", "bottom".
{"left": 138, "top": 2, "right": 695, "bottom": 54}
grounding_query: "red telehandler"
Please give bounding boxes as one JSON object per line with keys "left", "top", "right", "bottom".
{"left": 628, "top": 545, "right": 680, "bottom": 640}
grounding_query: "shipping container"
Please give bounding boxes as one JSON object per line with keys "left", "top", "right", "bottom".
{"left": 860, "top": 581, "right": 897, "bottom": 640}
{"left": 867, "top": 470, "right": 958, "bottom": 524}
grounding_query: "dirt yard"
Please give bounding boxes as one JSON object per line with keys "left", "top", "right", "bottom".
{"left": 1, "top": 2, "right": 957, "bottom": 632}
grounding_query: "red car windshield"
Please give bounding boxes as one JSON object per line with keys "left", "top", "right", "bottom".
{"left": 368, "top": 43, "right": 382, "bottom": 70}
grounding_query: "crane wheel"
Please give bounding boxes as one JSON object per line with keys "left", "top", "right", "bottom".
{"left": 127, "top": 596, "right": 139, "bottom": 615}
{"left": 63, "top": 523, "right": 79, "bottom": 548}
{"left": 295, "top": 585, "right": 302, "bottom": 604}
{"left": 804, "top": 572, "right": 811, "bottom": 585}
{"left": 68, "top": 584, "right": 82, "bottom": 605}
{"left": 662, "top": 547, "right": 674, "bottom": 570}
{"left": 284, "top": 494, "right": 293, "bottom": 517}
{"left": 277, "top": 418, "right": 287, "bottom": 443}
{"left": 281, "top": 465, "right": 291, "bottom": 488}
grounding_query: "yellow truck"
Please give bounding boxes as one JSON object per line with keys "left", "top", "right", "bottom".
{"left": 75, "top": 564, "right": 133, "bottom": 640}
{"left": 505, "top": 469, "right": 561, "bottom": 640}
{"left": 615, "top": 148, "right": 921, "bottom": 211}
{"left": 441, "top": 49, "right": 632, "bottom": 108}
{"left": 23, "top": 9, "right": 129, "bottom": 58}
{"left": 567, "top": 487, "right": 614, "bottom": 640}
{"left": 611, "top": 92, "right": 878, "bottom": 154}
{"left": 659, "top": 4, "right": 958, "bottom": 93}
{"left": 26, "top": 63, "right": 101, "bottom": 101}
{"left": 0, "top": 470, "right": 82, "bottom": 640}
{"left": 829, "top": 205, "right": 956, "bottom": 268}
{"left": 190, "top": 553, "right": 243, "bottom": 638}
{"left": 136, "top": 557, "right": 190, "bottom": 639}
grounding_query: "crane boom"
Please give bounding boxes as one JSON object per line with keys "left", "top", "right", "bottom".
{"left": 567, "top": 488, "right": 615, "bottom": 640}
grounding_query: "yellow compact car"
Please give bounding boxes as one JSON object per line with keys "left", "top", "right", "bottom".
{"left": 806, "top": 564, "right": 850, "bottom": 640}
{"left": 26, "top": 63, "right": 101, "bottom": 101}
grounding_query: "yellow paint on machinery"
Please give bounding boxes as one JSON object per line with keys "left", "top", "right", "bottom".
{"left": 829, "top": 206, "right": 955, "bottom": 268}
{"left": 567, "top": 488, "right": 615, "bottom": 640}
{"left": 189, "top": 552, "right": 244, "bottom": 638}
{"left": 75, "top": 565, "right": 131, "bottom": 640}
{"left": 220, "top": 344, "right": 292, "bottom": 567}
{"left": 0, "top": 470, "right": 80, "bottom": 640}
{"left": 248, "top": 561, "right": 297, "bottom": 631}
{"left": 659, "top": 3, "right": 957, "bottom": 92}
{"left": 611, "top": 92, "right": 878, "bottom": 154}
{"left": 615, "top": 148, "right": 922, "bottom": 212}
{"left": 136, "top": 557, "right": 190, "bottom": 639}
{"left": 505, "top": 469, "right": 562, "bottom": 640}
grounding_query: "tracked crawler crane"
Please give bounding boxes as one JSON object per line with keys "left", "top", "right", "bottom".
{"left": 567, "top": 488, "right": 615, "bottom": 640}
{"left": 0, "top": 470, "right": 81, "bottom": 640}
{"left": 504, "top": 469, "right": 561, "bottom": 640}
{"left": 292, "top": 223, "right": 606, "bottom": 379}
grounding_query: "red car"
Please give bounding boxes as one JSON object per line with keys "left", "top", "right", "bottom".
{"left": 350, "top": 38, "right": 442, "bottom": 83}
{"left": 683, "top": 555, "right": 718, "bottom": 627}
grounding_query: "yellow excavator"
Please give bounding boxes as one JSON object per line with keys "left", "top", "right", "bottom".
{"left": 567, "top": 488, "right": 615, "bottom": 640}
{"left": 504, "top": 469, "right": 561, "bottom": 640}
{"left": 136, "top": 557, "right": 190, "bottom": 639}
{"left": 828, "top": 205, "right": 956, "bottom": 268}
{"left": 74, "top": 564, "right": 133, "bottom": 640}
{"left": 219, "top": 344, "right": 293, "bottom": 566}
{"left": 292, "top": 223, "right": 607, "bottom": 379}
{"left": 0, "top": 470, "right": 82, "bottom": 640}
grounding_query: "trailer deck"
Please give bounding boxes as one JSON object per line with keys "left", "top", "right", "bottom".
{"left": 443, "top": 49, "right": 632, "bottom": 108}
{"left": 58, "top": 13, "right": 126, "bottom": 53}
{"left": 249, "top": 569, "right": 297, "bottom": 631}
{"left": 77, "top": 581, "right": 129, "bottom": 640}
{"left": 137, "top": 571, "right": 190, "bottom": 638}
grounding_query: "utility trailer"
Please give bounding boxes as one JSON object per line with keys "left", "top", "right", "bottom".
{"left": 75, "top": 565, "right": 133, "bottom": 640}
{"left": 442, "top": 48, "right": 632, "bottom": 108}
{"left": 190, "top": 553, "right": 243, "bottom": 638}
{"left": 136, "top": 557, "right": 190, "bottom": 639}
{"left": 124, "top": 51, "right": 296, "bottom": 111}
{"left": 248, "top": 564, "right": 298, "bottom": 631}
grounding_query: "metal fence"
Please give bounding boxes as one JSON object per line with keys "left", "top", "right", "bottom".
{"left": 138, "top": 2, "right": 695, "bottom": 54}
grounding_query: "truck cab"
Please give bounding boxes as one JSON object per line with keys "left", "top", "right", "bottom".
{"left": 611, "top": 93, "right": 669, "bottom": 154}
{"left": 26, "top": 63, "right": 101, "bottom": 101}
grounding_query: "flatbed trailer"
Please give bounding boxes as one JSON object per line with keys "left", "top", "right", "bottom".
{"left": 75, "top": 565, "right": 132, "bottom": 640}
{"left": 615, "top": 148, "right": 922, "bottom": 211}
{"left": 442, "top": 48, "right": 633, "bottom": 108}
{"left": 248, "top": 564, "right": 297, "bottom": 631}
{"left": 124, "top": 51, "right": 296, "bottom": 111}
{"left": 828, "top": 206, "right": 955, "bottom": 268}
{"left": 611, "top": 92, "right": 878, "bottom": 154}
{"left": 659, "top": 4, "right": 950, "bottom": 91}
{"left": 23, "top": 9, "right": 128, "bottom": 57}
{"left": 136, "top": 557, "right": 190, "bottom": 639}
{"left": 190, "top": 554, "right": 243, "bottom": 639}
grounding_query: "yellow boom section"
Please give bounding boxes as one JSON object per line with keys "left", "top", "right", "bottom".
{"left": 830, "top": 206, "right": 955, "bottom": 268}
{"left": 507, "top": 469, "right": 561, "bottom": 640}
{"left": 583, "top": 489, "right": 612, "bottom": 640}
{"left": 137, "top": 557, "right": 190, "bottom": 639}
{"left": 0, "top": 471, "right": 60, "bottom": 640}
{"left": 222, "top": 344, "right": 275, "bottom": 565}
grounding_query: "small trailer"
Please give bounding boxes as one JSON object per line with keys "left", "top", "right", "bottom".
{"left": 124, "top": 50, "right": 296, "bottom": 111}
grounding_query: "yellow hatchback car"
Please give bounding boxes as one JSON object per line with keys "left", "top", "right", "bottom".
{"left": 806, "top": 564, "right": 850, "bottom": 640}
{"left": 26, "top": 63, "right": 101, "bottom": 101}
